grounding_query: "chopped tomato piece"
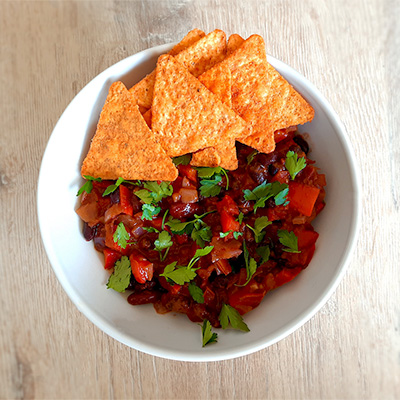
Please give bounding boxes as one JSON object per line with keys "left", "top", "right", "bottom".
{"left": 220, "top": 211, "right": 240, "bottom": 233}
{"left": 288, "top": 182, "right": 320, "bottom": 217}
{"left": 213, "top": 259, "right": 232, "bottom": 275}
{"left": 178, "top": 165, "right": 198, "bottom": 184}
{"left": 119, "top": 185, "right": 133, "bottom": 216}
{"left": 296, "top": 229, "right": 319, "bottom": 249}
{"left": 103, "top": 248, "right": 122, "bottom": 269}
{"left": 129, "top": 251, "right": 153, "bottom": 284}
{"left": 274, "top": 267, "right": 302, "bottom": 287}
{"left": 217, "top": 195, "right": 239, "bottom": 216}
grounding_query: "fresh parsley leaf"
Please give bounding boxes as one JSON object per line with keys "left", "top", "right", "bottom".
{"left": 219, "top": 304, "right": 250, "bottom": 332}
{"left": 193, "top": 246, "right": 214, "bottom": 259}
{"left": 196, "top": 166, "right": 229, "bottom": 197}
{"left": 102, "top": 177, "right": 125, "bottom": 197}
{"left": 246, "top": 216, "right": 272, "bottom": 243}
{"left": 285, "top": 151, "right": 307, "bottom": 180}
{"left": 141, "top": 204, "right": 161, "bottom": 221}
{"left": 256, "top": 246, "right": 270, "bottom": 264}
{"left": 172, "top": 154, "right": 191, "bottom": 166}
{"left": 161, "top": 210, "right": 169, "bottom": 230}
{"left": 278, "top": 230, "right": 301, "bottom": 253}
{"left": 143, "top": 181, "right": 173, "bottom": 202}
{"left": 201, "top": 320, "right": 218, "bottom": 347}
{"left": 219, "top": 230, "right": 243, "bottom": 240}
{"left": 243, "top": 181, "right": 289, "bottom": 212}
{"left": 154, "top": 230, "right": 173, "bottom": 261}
{"left": 191, "top": 225, "right": 212, "bottom": 247}
{"left": 246, "top": 150, "right": 258, "bottom": 165}
{"left": 159, "top": 262, "right": 197, "bottom": 285}
{"left": 134, "top": 189, "right": 154, "bottom": 204}
{"left": 188, "top": 282, "right": 204, "bottom": 303}
{"left": 154, "top": 230, "right": 172, "bottom": 252}
{"left": 233, "top": 231, "right": 243, "bottom": 240}
{"left": 237, "top": 212, "right": 244, "bottom": 225}
{"left": 219, "top": 231, "right": 231, "bottom": 238}
{"left": 106, "top": 256, "right": 131, "bottom": 293}
{"left": 199, "top": 175, "right": 223, "bottom": 197}
{"left": 76, "top": 175, "right": 102, "bottom": 196}
{"left": 113, "top": 222, "right": 130, "bottom": 249}
{"left": 238, "top": 241, "right": 258, "bottom": 286}
{"left": 274, "top": 186, "right": 290, "bottom": 206}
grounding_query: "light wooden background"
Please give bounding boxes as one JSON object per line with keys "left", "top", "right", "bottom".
{"left": 1, "top": 0, "right": 399, "bottom": 399}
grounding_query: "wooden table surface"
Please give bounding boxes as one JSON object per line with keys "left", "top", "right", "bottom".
{"left": 1, "top": 0, "right": 399, "bottom": 399}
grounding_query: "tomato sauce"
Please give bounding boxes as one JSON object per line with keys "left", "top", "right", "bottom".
{"left": 77, "top": 129, "right": 326, "bottom": 328}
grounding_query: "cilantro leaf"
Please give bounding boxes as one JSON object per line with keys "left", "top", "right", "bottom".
{"left": 243, "top": 181, "right": 289, "bottom": 212}
{"left": 285, "top": 151, "right": 307, "bottom": 180}
{"left": 106, "top": 256, "right": 131, "bottom": 293}
{"left": 76, "top": 175, "right": 102, "bottom": 196}
{"left": 246, "top": 216, "right": 272, "bottom": 243}
{"left": 278, "top": 230, "right": 301, "bottom": 253}
{"left": 199, "top": 175, "right": 223, "bottom": 197}
{"left": 219, "top": 230, "right": 243, "bottom": 240}
{"left": 142, "top": 227, "right": 160, "bottom": 233}
{"left": 188, "top": 282, "right": 204, "bottom": 303}
{"left": 159, "top": 263, "right": 197, "bottom": 285}
{"left": 154, "top": 230, "right": 172, "bottom": 252}
{"left": 134, "top": 189, "right": 154, "bottom": 204}
{"left": 161, "top": 210, "right": 169, "bottom": 229}
{"left": 256, "top": 245, "right": 270, "bottom": 264}
{"left": 219, "top": 231, "right": 231, "bottom": 238}
{"left": 237, "top": 241, "right": 258, "bottom": 286}
{"left": 246, "top": 150, "right": 258, "bottom": 165}
{"left": 102, "top": 177, "right": 125, "bottom": 197}
{"left": 141, "top": 204, "right": 161, "bottom": 221}
{"left": 113, "top": 222, "right": 130, "bottom": 249}
{"left": 193, "top": 246, "right": 214, "bottom": 259}
{"left": 191, "top": 225, "right": 212, "bottom": 247}
{"left": 172, "top": 154, "right": 191, "bottom": 166}
{"left": 233, "top": 231, "right": 243, "bottom": 240}
{"left": 201, "top": 320, "right": 218, "bottom": 347}
{"left": 219, "top": 304, "right": 250, "bottom": 332}
{"left": 143, "top": 181, "right": 173, "bottom": 202}
{"left": 237, "top": 212, "right": 244, "bottom": 225}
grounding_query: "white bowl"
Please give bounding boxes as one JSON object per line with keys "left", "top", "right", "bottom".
{"left": 37, "top": 43, "right": 361, "bottom": 361}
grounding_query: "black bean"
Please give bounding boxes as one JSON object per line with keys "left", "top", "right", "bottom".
{"left": 82, "top": 222, "right": 96, "bottom": 241}
{"left": 293, "top": 135, "right": 309, "bottom": 154}
{"left": 110, "top": 189, "right": 120, "bottom": 204}
{"left": 268, "top": 164, "right": 278, "bottom": 176}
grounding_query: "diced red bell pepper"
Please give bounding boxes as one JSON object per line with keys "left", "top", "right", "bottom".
{"left": 178, "top": 164, "right": 198, "bottom": 184}
{"left": 103, "top": 248, "right": 122, "bottom": 269}
{"left": 203, "top": 287, "right": 216, "bottom": 307}
{"left": 129, "top": 251, "right": 154, "bottom": 284}
{"left": 213, "top": 259, "right": 232, "bottom": 275}
{"left": 175, "top": 233, "right": 189, "bottom": 245}
{"left": 229, "top": 288, "right": 266, "bottom": 315}
{"left": 220, "top": 210, "right": 240, "bottom": 233}
{"left": 296, "top": 229, "right": 319, "bottom": 249}
{"left": 274, "top": 267, "right": 302, "bottom": 287}
{"left": 217, "top": 195, "right": 239, "bottom": 216}
{"left": 119, "top": 185, "right": 133, "bottom": 216}
{"left": 288, "top": 182, "right": 320, "bottom": 217}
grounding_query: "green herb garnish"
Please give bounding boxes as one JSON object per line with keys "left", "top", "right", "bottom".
{"left": 278, "top": 230, "right": 301, "bottom": 253}
{"left": 76, "top": 175, "right": 102, "bottom": 196}
{"left": 196, "top": 167, "right": 229, "bottom": 197}
{"left": 106, "top": 256, "right": 131, "bottom": 293}
{"left": 188, "top": 282, "right": 205, "bottom": 303}
{"left": 219, "top": 304, "right": 250, "bottom": 332}
{"left": 285, "top": 151, "right": 306, "bottom": 180}
{"left": 201, "top": 320, "right": 218, "bottom": 347}
{"left": 256, "top": 245, "right": 270, "bottom": 264}
{"left": 246, "top": 216, "right": 272, "bottom": 243}
{"left": 142, "top": 204, "right": 161, "bottom": 221}
{"left": 172, "top": 154, "right": 191, "bottom": 166}
{"left": 154, "top": 230, "right": 173, "bottom": 261}
{"left": 113, "top": 222, "right": 130, "bottom": 249}
{"left": 243, "top": 181, "right": 289, "bottom": 212}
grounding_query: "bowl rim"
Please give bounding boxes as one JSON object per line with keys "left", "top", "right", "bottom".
{"left": 37, "top": 43, "right": 361, "bottom": 362}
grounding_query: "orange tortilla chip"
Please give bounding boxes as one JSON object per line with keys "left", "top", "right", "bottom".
{"left": 227, "top": 33, "right": 244, "bottom": 55}
{"left": 142, "top": 108, "right": 152, "bottom": 128}
{"left": 129, "top": 29, "right": 227, "bottom": 109}
{"left": 191, "top": 147, "right": 221, "bottom": 168}
{"left": 152, "top": 55, "right": 247, "bottom": 157}
{"left": 81, "top": 81, "right": 178, "bottom": 181}
{"left": 168, "top": 29, "right": 205, "bottom": 56}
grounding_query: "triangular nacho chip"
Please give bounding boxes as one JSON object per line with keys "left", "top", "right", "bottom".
{"left": 152, "top": 55, "right": 247, "bottom": 157}
{"left": 168, "top": 28, "right": 205, "bottom": 56}
{"left": 227, "top": 33, "right": 245, "bottom": 55}
{"left": 191, "top": 147, "right": 221, "bottom": 168}
{"left": 81, "top": 81, "right": 178, "bottom": 181}
{"left": 129, "top": 29, "right": 227, "bottom": 109}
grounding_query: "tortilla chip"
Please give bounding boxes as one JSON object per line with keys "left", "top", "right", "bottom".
{"left": 81, "top": 81, "right": 178, "bottom": 181}
{"left": 193, "top": 64, "right": 238, "bottom": 169}
{"left": 227, "top": 33, "right": 245, "bottom": 55}
{"left": 169, "top": 29, "right": 205, "bottom": 56}
{"left": 129, "top": 29, "right": 227, "bottom": 109}
{"left": 199, "top": 62, "right": 232, "bottom": 107}
{"left": 152, "top": 55, "right": 247, "bottom": 157}
{"left": 142, "top": 108, "right": 152, "bottom": 128}
{"left": 191, "top": 147, "right": 221, "bottom": 168}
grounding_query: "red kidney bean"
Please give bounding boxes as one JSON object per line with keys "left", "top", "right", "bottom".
{"left": 127, "top": 290, "right": 161, "bottom": 305}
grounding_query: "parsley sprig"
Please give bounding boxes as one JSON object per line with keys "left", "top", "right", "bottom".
{"left": 103, "top": 177, "right": 141, "bottom": 197}
{"left": 246, "top": 216, "right": 272, "bottom": 243}
{"left": 196, "top": 167, "right": 229, "bottom": 198}
{"left": 201, "top": 320, "right": 218, "bottom": 347}
{"left": 154, "top": 230, "right": 173, "bottom": 261}
{"left": 285, "top": 151, "right": 306, "bottom": 180}
{"left": 76, "top": 175, "right": 102, "bottom": 196}
{"left": 219, "top": 304, "right": 250, "bottom": 332}
{"left": 256, "top": 245, "right": 270, "bottom": 264}
{"left": 166, "top": 211, "right": 215, "bottom": 247}
{"left": 113, "top": 222, "right": 132, "bottom": 249}
{"left": 219, "top": 231, "right": 243, "bottom": 240}
{"left": 237, "top": 241, "right": 258, "bottom": 287}
{"left": 278, "top": 230, "right": 301, "bottom": 253}
{"left": 159, "top": 246, "right": 214, "bottom": 285}
{"left": 243, "top": 181, "right": 289, "bottom": 212}
{"left": 188, "top": 282, "right": 205, "bottom": 303}
{"left": 106, "top": 256, "right": 131, "bottom": 293}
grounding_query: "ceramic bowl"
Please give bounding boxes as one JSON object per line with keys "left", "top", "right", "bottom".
{"left": 37, "top": 43, "right": 361, "bottom": 361}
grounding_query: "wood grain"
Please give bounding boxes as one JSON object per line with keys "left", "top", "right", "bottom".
{"left": 1, "top": 0, "right": 399, "bottom": 399}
